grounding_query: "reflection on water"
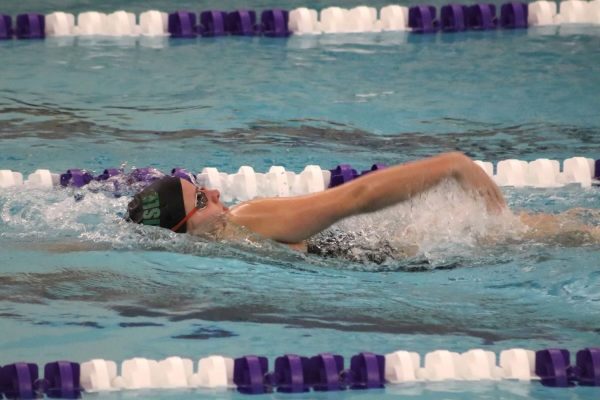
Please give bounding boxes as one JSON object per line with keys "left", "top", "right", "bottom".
{"left": 1, "top": 100, "right": 599, "bottom": 163}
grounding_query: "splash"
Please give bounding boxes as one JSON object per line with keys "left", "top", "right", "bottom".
{"left": 308, "top": 180, "right": 527, "bottom": 268}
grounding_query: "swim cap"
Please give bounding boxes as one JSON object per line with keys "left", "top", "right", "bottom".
{"left": 126, "top": 176, "right": 188, "bottom": 233}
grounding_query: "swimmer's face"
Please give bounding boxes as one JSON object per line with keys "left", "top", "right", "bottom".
{"left": 180, "top": 179, "right": 229, "bottom": 235}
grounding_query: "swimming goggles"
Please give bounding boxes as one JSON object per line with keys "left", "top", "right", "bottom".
{"left": 171, "top": 189, "right": 208, "bottom": 233}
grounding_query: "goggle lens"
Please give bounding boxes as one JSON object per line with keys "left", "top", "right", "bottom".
{"left": 171, "top": 189, "right": 209, "bottom": 233}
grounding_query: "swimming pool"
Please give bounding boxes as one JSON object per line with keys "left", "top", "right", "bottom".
{"left": 1, "top": 0, "right": 600, "bottom": 398}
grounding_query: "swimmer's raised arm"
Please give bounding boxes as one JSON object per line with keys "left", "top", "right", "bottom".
{"left": 228, "top": 152, "right": 506, "bottom": 244}
{"left": 335, "top": 151, "right": 505, "bottom": 215}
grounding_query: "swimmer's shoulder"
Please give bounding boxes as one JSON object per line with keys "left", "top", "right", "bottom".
{"left": 219, "top": 216, "right": 307, "bottom": 252}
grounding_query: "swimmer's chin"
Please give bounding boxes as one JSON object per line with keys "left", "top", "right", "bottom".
{"left": 186, "top": 214, "right": 229, "bottom": 238}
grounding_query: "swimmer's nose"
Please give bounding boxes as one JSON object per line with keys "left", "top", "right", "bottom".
{"left": 205, "top": 189, "right": 221, "bottom": 202}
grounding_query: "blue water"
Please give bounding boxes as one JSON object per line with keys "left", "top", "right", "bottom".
{"left": 1, "top": 1, "right": 600, "bottom": 399}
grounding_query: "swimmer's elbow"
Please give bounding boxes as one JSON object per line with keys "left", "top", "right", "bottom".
{"left": 445, "top": 152, "right": 472, "bottom": 179}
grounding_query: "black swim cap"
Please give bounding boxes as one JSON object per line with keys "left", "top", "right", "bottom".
{"left": 126, "top": 177, "right": 188, "bottom": 233}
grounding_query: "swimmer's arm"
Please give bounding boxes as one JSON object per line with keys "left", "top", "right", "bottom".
{"left": 341, "top": 151, "right": 506, "bottom": 215}
{"left": 519, "top": 209, "right": 600, "bottom": 242}
{"left": 229, "top": 152, "right": 506, "bottom": 243}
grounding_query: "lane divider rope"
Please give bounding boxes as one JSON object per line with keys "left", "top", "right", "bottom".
{"left": 0, "top": 1, "right": 599, "bottom": 40}
{"left": 0, "top": 347, "right": 598, "bottom": 397}
{"left": 0, "top": 157, "right": 599, "bottom": 202}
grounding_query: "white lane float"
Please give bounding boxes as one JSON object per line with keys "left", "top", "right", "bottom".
{"left": 380, "top": 5, "right": 410, "bottom": 31}
{"left": 190, "top": 355, "right": 235, "bottom": 388}
{"left": 420, "top": 350, "right": 461, "bottom": 381}
{"left": 139, "top": 10, "right": 169, "bottom": 36}
{"left": 80, "top": 359, "right": 119, "bottom": 392}
{"left": 157, "top": 356, "right": 194, "bottom": 388}
{"left": 25, "top": 169, "right": 58, "bottom": 188}
{"left": 495, "top": 159, "right": 529, "bottom": 187}
{"left": 562, "top": 157, "right": 594, "bottom": 187}
{"left": 347, "top": 6, "right": 380, "bottom": 33}
{"left": 528, "top": 1, "right": 558, "bottom": 26}
{"left": 288, "top": 8, "right": 321, "bottom": 35}
{"left": 474, "top": 160, "right": 494, "bottom": 177}
{"left": 106, "top": 11, "right": 138, "bottom": 36}
{"left": 385, "top": 350, "right": 421, "bottom": 383}
{"left": 45, "top": 12, "right": 76, "bottom": 36}
{"left": 527, "top": 158, "right": 561, "bottom": 188}
{"left": 499, "top": 348, "right": 537, "bottom": 380}
{"left": 76, "top": 12, "right": 108, "bottom": 35}
{"left": 0, "top": 170, "right": 23, "bottom": 188}
{"left": 119, "top": 357, "right": 161, "bottom": 390}
{"left": 458, "top": 349, "right": 502, "bottom": 380}
{"left": 320, "top": 7, "right": 350, "bottom": 33}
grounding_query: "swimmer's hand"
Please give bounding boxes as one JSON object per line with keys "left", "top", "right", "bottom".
{"left": 453, "top": 154, "right": 506, "bottom": 213}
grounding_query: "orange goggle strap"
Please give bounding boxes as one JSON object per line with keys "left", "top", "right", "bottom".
{"left": 171, "top": 207, "right": 199, "bottom": 233}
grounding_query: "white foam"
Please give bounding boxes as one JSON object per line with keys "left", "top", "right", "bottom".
{"left": 331, "top": 180, "right": 525, "bottom": 265}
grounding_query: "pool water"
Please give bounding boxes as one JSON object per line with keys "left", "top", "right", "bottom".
{"left": 1, "top": 1, "right": 600, "bottom": 399}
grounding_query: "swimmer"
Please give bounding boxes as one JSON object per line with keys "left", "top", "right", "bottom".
{"left": 126, "top": 152, "right": 507, "bottom": 251}
{"left": 126, "top": 151, "right": 600, "bottom": 252}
